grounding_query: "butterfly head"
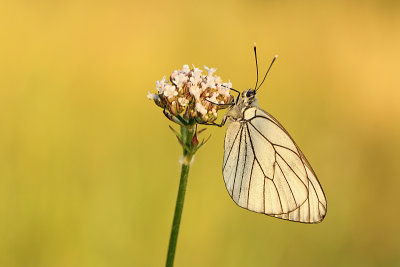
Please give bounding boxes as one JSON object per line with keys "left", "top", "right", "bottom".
{"left": 238, "top": 89, "right": 257, "bottom": 106}
{"left": 242, "top": 89, "right": 256, "bottom": 98}
{"left": 242, "top": 89, "right": 256, "bottom": 100}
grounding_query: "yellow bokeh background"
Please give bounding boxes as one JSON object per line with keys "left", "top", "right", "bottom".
{"left": 1, "top": 0, "right": 400, "bottom": 266}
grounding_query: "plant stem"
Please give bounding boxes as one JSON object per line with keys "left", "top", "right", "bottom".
{"left": 166, "top": 162, "right": 190, "bottom": 267}
{"left": 166, "top": 125, "right": 195, "bottom": 267}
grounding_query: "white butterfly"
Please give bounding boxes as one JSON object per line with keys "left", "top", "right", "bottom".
{"left": 212, "top": 48, "right": 327, "bottom": 223}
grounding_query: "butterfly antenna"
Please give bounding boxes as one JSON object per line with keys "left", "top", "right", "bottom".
{"left": 256, "top": 54, "right": 278, "bottom": 91}
{"left": 253, "top": 43, "right": 259, "bottom": 90}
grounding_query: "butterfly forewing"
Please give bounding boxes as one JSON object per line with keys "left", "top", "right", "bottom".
{"left": 223, "top": 107, "right": 327, "bottom": 223}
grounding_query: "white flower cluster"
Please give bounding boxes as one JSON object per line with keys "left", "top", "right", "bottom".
{"left": 147, "top": 65, "right": 232, "bottom": 123}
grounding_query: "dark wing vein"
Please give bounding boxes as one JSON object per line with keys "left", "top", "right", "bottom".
{"left": 223, "top": 124, "right": 243, "bottom": 170}
{"left": 246, "top": 159, "right": 255, "bottom": 209}
{"left": 307, "top": 175, "right": 326, "bottom": 214}
{"left": 250, "top": 111, "right": 304, "bottom": 157}
{"left": 275, "top": 161, "right": 298, "bottom": 207}
{"left": 231, "top": 127, "right": 244, "bottom": 195}
{"left": 249, "top": 121, "right": 300, "bottom": 157}
{"left": 275, "top": 152, "right": 308, "bottom": 190}
{"left": 300, "top": 155, "right": 327, "bottom": 210}
{"left": 308, "top": 180, "right": 311, "bottom": 222}
{"left": 245, "top": 125, "right": 272, "bottom": 179}
{"left": 249, "top": 114, "right": 282, "bottom": 129}
{"left": 272, "top": 180, "right": 283, "bottom": 214}
{"left": 263, "top": 176, "right": 266, "bottom": 213}
{"left": 238, "top": 128, "right": 248, "bottom": 201}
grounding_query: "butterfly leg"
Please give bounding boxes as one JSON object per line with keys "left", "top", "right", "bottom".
{"left": 163, "top": 108, "right": 185, "bottom": 125}
{"left": 196, "top": 116, "right": 227, "bottom": 127}
{"left": 205, "top": 98, "right": 235, "bottom": 108}
{"left": 220, "top": 85, "right": 241, "bottom": 103}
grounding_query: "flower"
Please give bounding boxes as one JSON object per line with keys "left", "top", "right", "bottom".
{"left": 189, "top": 84, "right": 201, "bottom": 100}
{"left": 147, "top": 64, "right": 233, "bottom": 124}
{"left": 195, "top": 102, "right": 207, "bottom": 115}
{"left": 147, "top": 92, "right": 155, "bottom": 100}
{"left": 156, "top": 76, "right": 167, "bottom": 94}
{"left": 164, "top": 84, "right": 178, "bottom": 98}
{"left": 182, "top": 64, "right": 190, "bottom": 74}
{"left": 206, "top": 92, "right": 218, "bottom": 103}
{"left": 204, "top": 65, "right": 217, "bottom": 76}
{"left": 174, "top": 73, "right": 188, "bottom": 89}
{"left": 218, "top": 81, "right": 232, "bottom": 97}
{"left": 178, "top": 97, "right": 189, "bottom": 107}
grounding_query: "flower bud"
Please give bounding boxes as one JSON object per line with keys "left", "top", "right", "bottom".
{"left": 191, "top": 130, "right": 199, "bottom": 147}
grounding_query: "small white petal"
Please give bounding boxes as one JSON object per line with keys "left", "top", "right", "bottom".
{"left": 164, "top": 84, "right": 177, "bottom": 98}
{"left": 182, "top": 65, "right": 190, "bottom": 74}
{"left": 207, "top": 93, "right": 218, "bottom": 104}
{"left": 178, "top": 97, "right": 189, "bottom": 107}
{"left": 204, "top": 65, "right": 217, "bottom": 76}
{"left": 171, "top": 70, "right": 178, "bottom": 79}
{"left": 192, "top": 66, "right": 203, "bottom": 79}
{"left": 189, "top": 85, "right": 201, "bottom": 100}
{"left": 147, "top": 92, "right": 155, "bottom": 100}
{"left": 219, "top": 81, "right": 232, "bottom": 97}
{"left": 174, "top": 73, "right": 188, "bottom": 89}
{"left": 195, "top": 102, "right": 207, "bottom": 115}
{"left": 156, "top": 76, "right": 168, "bottom": 94}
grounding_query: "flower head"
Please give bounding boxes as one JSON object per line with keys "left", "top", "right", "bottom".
{"left": 147, "top": 64, "right": 233, "bottom": 124}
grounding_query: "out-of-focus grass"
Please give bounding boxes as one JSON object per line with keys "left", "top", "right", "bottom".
{"left": 0, "top": 0, "right": 399, "bottom": 266}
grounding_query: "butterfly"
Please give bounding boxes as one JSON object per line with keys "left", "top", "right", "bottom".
{"left": 209, "top": 45, "right": 327, "bottom": 223}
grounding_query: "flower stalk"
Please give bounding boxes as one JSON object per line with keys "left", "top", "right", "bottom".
{"left": 166, "top": 124, "right": 196, "bottom": 267}
{"left": 147, "top": 65, "right": 232, "bottom": 267}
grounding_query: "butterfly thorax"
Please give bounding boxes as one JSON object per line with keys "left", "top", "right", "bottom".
{"left": 226, "top": 89, "right": 258, "bottom": 122}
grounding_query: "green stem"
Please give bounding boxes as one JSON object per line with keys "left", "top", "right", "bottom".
{"left": 166, "top": 162, "right": 190, "bottom": 267}
{"left": 166, "top": 125, "right": 195, "bottom": 267}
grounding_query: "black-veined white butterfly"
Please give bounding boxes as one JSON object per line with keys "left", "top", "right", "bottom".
{"left": 208, "top": 46, "right": 327, "bottom": 223}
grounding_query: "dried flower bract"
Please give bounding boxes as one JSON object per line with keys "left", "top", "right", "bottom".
{"left": 147, "top": 65, "right": 232, "bottom": 124}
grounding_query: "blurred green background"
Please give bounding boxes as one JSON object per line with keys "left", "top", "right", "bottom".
{"left": 1, "top": 0, "right": 400, "bottom": 266}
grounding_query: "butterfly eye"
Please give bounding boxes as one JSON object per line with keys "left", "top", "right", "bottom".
{"left": 246, "top": 90, "right": 255, "bottom": 97}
